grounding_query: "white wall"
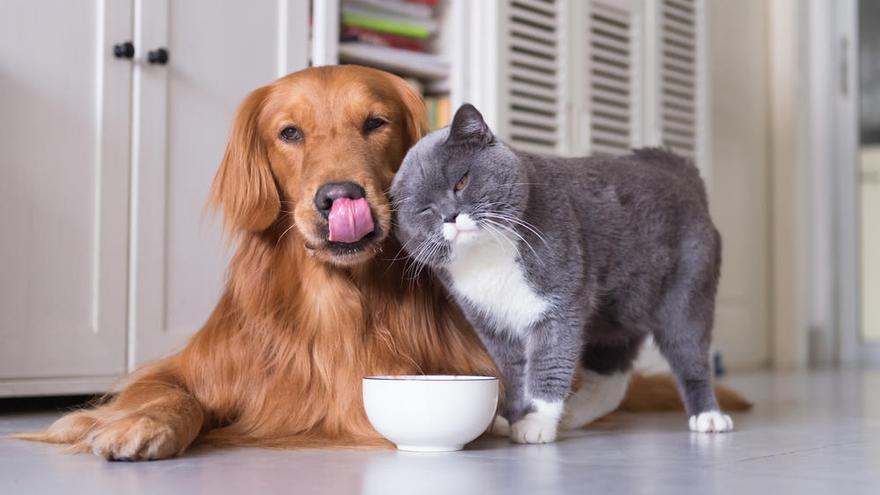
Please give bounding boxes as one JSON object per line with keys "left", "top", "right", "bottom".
{"left": 705, "top": 0, "right": 771, "bottom": 370}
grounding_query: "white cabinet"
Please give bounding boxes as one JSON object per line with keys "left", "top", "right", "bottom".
{"left": 129, "top": 0, "right": 309, "bottom": 366}
{"left": 0, "top": 0, "right": 132, "bottom": 394}
{"left": 0, "top": 0, "right": 309, "bottom": 396}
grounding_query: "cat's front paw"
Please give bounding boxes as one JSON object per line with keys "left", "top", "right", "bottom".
{"left": 487, "top": 415, "right": 510, "bottom": 436}
{"left": 510, "top": 412, "right": 558, "bottom": 444}
{"left": 688, "top": 411, "right": 733, "bottom": 433}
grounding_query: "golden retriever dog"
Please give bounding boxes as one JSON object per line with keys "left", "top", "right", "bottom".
{"left": 20, "top": 66, "right": 748, "bottom": 460}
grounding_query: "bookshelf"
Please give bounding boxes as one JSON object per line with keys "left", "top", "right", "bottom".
{"left": 310, "top": 0, "right": 461, "bottom": 130}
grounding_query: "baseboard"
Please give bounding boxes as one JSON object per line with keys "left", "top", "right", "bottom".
{"left": 0, "top": 376, "right": 119, "bottom": 398}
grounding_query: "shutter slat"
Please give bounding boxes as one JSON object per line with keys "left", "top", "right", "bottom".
{"left": 591, "top": 62, "right": 629, "bottom": 81}
{"left": 511, "top": 36, "right": 558, "bottom": 58}
{"left": 510, "top": 23, "right": 557, "bottom": 45}
{"left": 510, "top": 110, "right": 558, "bottom": 129}
{"left": 662, "top": 105, "right": 696, "bottom": 125}
{"left": 506, "top": 0, "right": 561, "bottom": 153}
{"left": 510, "top": 50, "right": 558, "bottom": 73}
{"left": 592, "top": 35, "right": 630, "bottom": 54}
{"left": 587, "top": 0, "right": 636, "bottom": 156}
{"left": 511, "top": 126, "right": 558, "bottom": 142}
{"left": 510, "top": 65, "right": 557, "bottom": 87}
{"left": 591, "top": 87, "right": 631, "bottom": 107}
{"left": 510, "top": 80, "right": 558, "bottom": 101}
{"left": 659, "top": 0, "right": 698, "bottom": 156}
{"left": 511, "top": 94, "right": 557, "bottom": 115}
{"left": 661, "top": 119, "right": 695, "bottom": 137}
{"left": 512, "top": 0, "right": 557, "bottom": 16}
{"left": 511, "top": 7, "right": 557, "bottom": 30}
{"left": 662, "top": 56, "right": 695, "bottom": 75}
{"left": 662, "top": 43, "right": 695, "bottom": 63}
{"left": 662, "top": 30, "right": 695, "bottom": 51}
{"left": 591, "top": 116, "right": 631, "bottom": 135}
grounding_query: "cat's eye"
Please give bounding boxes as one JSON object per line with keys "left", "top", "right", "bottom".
{"left": 363, "top": 116, "right": 388, "bottom": 134}
{"left": 279, "top": 125, "right": 303, "bottom": 144}
{"left": 454, "top": 173, "right": 469, "bottom": 193}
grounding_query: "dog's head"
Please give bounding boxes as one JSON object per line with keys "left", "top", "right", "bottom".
{"left": 210, "top": 66, "right": 427, "bottom": 266}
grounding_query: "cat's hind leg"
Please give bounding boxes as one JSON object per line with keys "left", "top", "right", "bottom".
{"left": 560, "top": 334, "right": 643, "bottom": 430}
{"left": 652, "top": 231, "right": 732, "bottom": 433}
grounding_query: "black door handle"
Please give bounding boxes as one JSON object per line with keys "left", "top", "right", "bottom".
{"left": 113, "top": 41, "right": 135, "bottom": 59}
{"left": 147, "top": 48, "right": 169, "bottom": 65}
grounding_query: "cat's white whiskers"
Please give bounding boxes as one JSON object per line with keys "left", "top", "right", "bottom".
{"left": 480, "top": 221, "right": 520, "bottom": 255}
{"left": 480, "top": 217, "right": 544, "bottom": 266}
{"left": 478, "top": 211, "right": 549, "bottom": 247}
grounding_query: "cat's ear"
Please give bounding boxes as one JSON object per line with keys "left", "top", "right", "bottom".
{"left": 447, "top": 103, "right": 494, "bottom": 146}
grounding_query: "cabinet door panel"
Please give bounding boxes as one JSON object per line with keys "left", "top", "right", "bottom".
{"left": 0, "top": 0, "right": 131, "bottom": 380}
{"left": 131, "top": 0, "right": 309, "bottom": 366}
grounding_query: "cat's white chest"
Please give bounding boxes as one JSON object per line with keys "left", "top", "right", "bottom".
{"left": 446, "top": 232, "right": 549, "bottom": 335}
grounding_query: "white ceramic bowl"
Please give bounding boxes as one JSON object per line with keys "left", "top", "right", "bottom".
{"left": 362, "top": 375, "right": 499, "bottom": 452}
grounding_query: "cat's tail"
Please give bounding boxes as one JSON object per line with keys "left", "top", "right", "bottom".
{"left": 619, "top": 372, "right": 753, "bottom": 412}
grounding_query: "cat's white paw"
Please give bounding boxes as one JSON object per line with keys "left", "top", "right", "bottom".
{"left": 487, "top": 415, "right": 510, "bottom": 436}
{"left": 688, "top": 411, "right": 733, "bottom": 433}
{"left": 510, "top": 413, "right": 558, "bottom": 444}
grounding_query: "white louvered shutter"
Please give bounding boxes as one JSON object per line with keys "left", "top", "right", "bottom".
{"left": 576, "top": 0, "right": 644, "bottom": 157}
{"left": 656, "top": 0, "right": 703, "bottom": 160}
{"left": 502, "top": 0, "right": 565, "bottom": 155}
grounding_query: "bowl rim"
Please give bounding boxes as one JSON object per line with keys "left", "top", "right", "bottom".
{"left": 362, "top": 375, "right": 498, "bottom": 382}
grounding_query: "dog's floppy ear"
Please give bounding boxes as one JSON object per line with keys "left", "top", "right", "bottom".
{"left": 387, "top": 73, "right": 429, "bottom": 151}
{"left": 210, "top": 85, "right": 280, "bottom": 234}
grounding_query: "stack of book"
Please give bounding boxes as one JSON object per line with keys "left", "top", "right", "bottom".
{"left": 339, "top": 0, "right": 449, "bottom": 81}
{"left": 404, "top": 78, "right": 451, "bottom": 131}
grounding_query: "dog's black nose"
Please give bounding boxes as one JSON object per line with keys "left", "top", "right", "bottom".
{"left": 314, "top": 181, "right": 366, "bottom": 216}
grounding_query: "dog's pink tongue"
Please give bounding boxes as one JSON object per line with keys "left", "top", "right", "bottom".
{"left": 328, "top": 197, "right": 375, "bottom": 243}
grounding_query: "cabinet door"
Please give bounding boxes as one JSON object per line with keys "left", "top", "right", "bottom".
{"left": 130, "top": 0, "right": 309, "bottom": 366}
{"left": 0, "top": 1, "right": 132, "bottom": 385}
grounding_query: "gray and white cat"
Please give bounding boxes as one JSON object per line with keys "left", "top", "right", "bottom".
{"left": 390, "top": 104, "right": 732, "bottom": 444}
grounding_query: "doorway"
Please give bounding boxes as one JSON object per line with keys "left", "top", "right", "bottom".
{"left": 859, "top": 0, "right": 880, "bottom": 357}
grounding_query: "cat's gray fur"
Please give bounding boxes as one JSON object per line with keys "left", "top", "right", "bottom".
{"left": 391, "top": 104, "right": 729, "bottom": 441}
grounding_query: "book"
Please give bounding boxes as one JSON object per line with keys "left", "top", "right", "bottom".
{"left": 342, "top": 0, "right": 434, "bottom": 20}
{"left": 424, "top": 94, "right": 451, "bottom": 130}
{"left": 341, "top": 26, "right": 428, "bottom": 52}
{"left": 341, "top": 7, "right": 438, "bottom": 38}
{"left": 338, "top": 42, "right": 449, "bottom": 79}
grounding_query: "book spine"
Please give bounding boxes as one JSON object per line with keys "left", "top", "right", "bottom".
{"left": 341, "top": 12, "right": 432, "bottom": 38}
{"left": 341, "top": 26, "right": 427, "bottom": 52}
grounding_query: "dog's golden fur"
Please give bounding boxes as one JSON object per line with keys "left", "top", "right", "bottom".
{"left": 19, "top": 66, "right": 748, "bottom": 460}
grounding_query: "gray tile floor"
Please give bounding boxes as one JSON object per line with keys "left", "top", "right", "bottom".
{"left": 1, "top": 369, "right": 878, "bottom": 495}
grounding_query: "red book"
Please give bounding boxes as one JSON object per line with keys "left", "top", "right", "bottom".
{"left": 341, "top": 26, "right": 428, "bottom": 52}
{"left": 405, "top": 0, "right": 439, "bottom": 6}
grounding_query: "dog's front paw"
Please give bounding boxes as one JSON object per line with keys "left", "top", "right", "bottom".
{"left": 510, "top": 413, "right": 558, "bottom": 444}
{"left": 689, "top": 411, "right": 733, "bottom": 433}
{"left": 488, "top": 415, "right": 510, "bottom": 436}
{"left": 85, "top": 415, "right": 181, "bottom": 461}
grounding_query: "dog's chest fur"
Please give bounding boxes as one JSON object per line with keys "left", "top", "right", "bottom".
{"left": 446, "top": 234, "right": 549, "bottom": 335}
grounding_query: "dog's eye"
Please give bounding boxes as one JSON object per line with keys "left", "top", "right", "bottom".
{"left": 363, "top": 117, "right": 388, "bottom": 134}
{"left": 279, "top": 126, "right": 303, "bottom": 144}
{"left": 454, "top": 173, "right": 469, "bottom": 193}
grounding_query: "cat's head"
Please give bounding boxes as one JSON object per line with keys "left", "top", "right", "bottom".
{"left": 391, "top": 103, "right": 527, "bottom": 269}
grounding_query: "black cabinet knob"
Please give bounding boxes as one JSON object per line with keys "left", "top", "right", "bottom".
{"left": 147, "top": 48, "right": 169, "bottom": 65}
{"left": 113, "top": 41, "right": 135, "bottom": 59}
